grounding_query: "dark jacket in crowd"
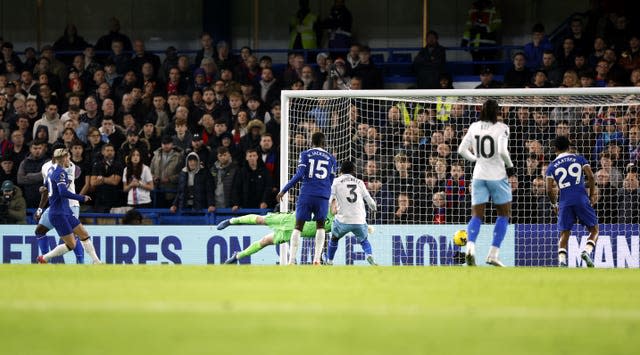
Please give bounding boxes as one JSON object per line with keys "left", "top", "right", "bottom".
{"left": 173, "top": 152, "right": 214, "bottom": 210}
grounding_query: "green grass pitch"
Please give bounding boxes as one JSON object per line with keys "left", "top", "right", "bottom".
{"left": 1, "top": 265, "right": 638, "bottom": 355}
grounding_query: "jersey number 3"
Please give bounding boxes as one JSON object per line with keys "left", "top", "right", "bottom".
{"left": 346, "top": 184, "right": 358, "bottom": 203}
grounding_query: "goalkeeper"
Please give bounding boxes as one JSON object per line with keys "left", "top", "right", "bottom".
{"left": 218, "top": 211, "right": 334, "bottom": 264}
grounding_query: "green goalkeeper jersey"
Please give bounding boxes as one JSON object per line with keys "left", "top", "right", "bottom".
{"left": 264, "top": 211, "right": 334, "bottom": 245}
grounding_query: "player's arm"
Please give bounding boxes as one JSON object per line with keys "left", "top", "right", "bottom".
{"left": 360, "top": 180, "right": 377, "bottom": 211}
{"left": 583, "top": 164, "right": 597, "bottom": 205}
{"left": 277, "top": 156, "right": 306, "bottom": 198}
{"left": 57, "top": 180, "right": 89, "bottom": 202}
{"left": 545, "top": 175, "right": 558, "bottom": 212}
{"left": 457, "top": 129, "right": 477, "bottom": 163}
{"left": 329, "top": 182, "right": 338, "bottom": 214}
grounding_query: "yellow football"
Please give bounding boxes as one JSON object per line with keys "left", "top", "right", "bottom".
{"left": 453, "top": 230, "right": 468, "bottom": 246}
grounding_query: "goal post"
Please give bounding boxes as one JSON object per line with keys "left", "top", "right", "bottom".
{"left": 280, "top": 88, "right": 640, "bottom": 267}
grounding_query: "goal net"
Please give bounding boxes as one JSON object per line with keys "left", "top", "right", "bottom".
{"left": 280, "top": 88, "right": 640, "bottom": 267}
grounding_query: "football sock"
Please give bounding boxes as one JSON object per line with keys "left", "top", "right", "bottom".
{"left": 466, "top": 241, "right": 476, "bottom": 256}
{"left": 36, "top": 235, "right": 50, "bottom": 254}
{"left": 585, "top": 240, "right": 595, "bottom": 254}
{"left": 313, "top": 229, "right": 325, "bottom": 263}
{"left": 232, "top": 214, "right": 259, "bottom": 225}
{"left": 81, "top": 238, "right": 101, "bottom": 264}
{"left": 488, "top": 246, "right": 500, "bottom": 260}
{"left": 327, "top": 238, "right": 339, "bottom": 261}
{"left": 558, "top": 248, "right": 567, "bottom": 264}
{"left": 492, "top": 216, "right": 509, "bottom": 248}
{"left": 288, "top": 229, "right": 301, "bottom": 265}
{"left": 237, "top": 241, "right": 263, "bottom": 259}
{"left": 43, "top": 243, "right": 72, "bottom": 261}
{"left": 360, "top": 239, "right": 373, "bottom": 256}
{"left": 73, "top": 236, "right": 85, "bottom": 264}
{"left": 467, "top": 216, "right": 482, "bottom": 243}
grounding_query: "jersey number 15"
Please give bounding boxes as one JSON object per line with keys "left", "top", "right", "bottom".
{"left": 308, "top": 158, "right": 329, "bottom": 179}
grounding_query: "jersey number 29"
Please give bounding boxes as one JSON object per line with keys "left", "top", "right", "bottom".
{"left": 554, "top": 163, "right": 582, "bottom": 189}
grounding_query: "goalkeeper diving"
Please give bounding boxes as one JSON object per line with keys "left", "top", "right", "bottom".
{"left": 218, "top": 210, "right": 335, "bottom": 264}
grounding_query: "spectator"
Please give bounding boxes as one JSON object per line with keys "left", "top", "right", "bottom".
{"left": 195, "top": 33, "right": 216, "bottom": 71}
{"left": 52, "top": 24, "right": 91, "bottom": 65}
{"left": 541, "top": 50, "right": 564, "bottom": 86}
{"left": 131, "top": 39, "right": 161, "bottom": 78}
{"left": 140, "top": 117, "right": 161, "bottom": 153}
{"left": 595, "top": 117, "right": 624, "bottom": 157}
{"left": 566, "top": 17, "right": 591, "bottom": 54}
{"left": 32, "top": 103, "right": 63, "bottom": 145}
{"left": 445, "top": 161, "right": 468, "bottom": 223}
{"left": 122, "top": 148, "right": 154, "bottom": 208}
{"left": 627, "top": 125, "right": 640, "bottom": 165}
{"left": 617, "top": 165, "right": 640, "bottom": 224}
{"left": 40, "top": 45, "right": 67, "bottom": 84}
{"left": 556, "top": 37, "right": 576, "bottom": 70}
{"left": 171, "top": 117, "right": 193, "bottom": 152}
{"left": 504, "top": 52, "right": 531, "bottom": 88}
{"left": 150, "top": 135, "right": 183, "bottom": 207}
{"left": 121, "top": 208, "right": 143, "bottom": 225}
{"left": 0, "top": 154, "right": 16, "bottom": 185}
{"left": 99, "top": 116, "right": 126, "bottom": 150}
{"left": 265, "top": 101, "right": 282, "bottom": 143}
{"left": 1, "top": 42, "right": 23, "bottom": 73}
{"left": 322, "top": 0, "right": 353, "bottom": 56}
{"left": 210, "top": 146, "right": 237, "bottom": 209}
{"left": 94, "top": 17, "right": 133, "bottom": 57}
{"left": 599, "top": 152, "right": 623, "bottom": 188}
{"left": 119, "top": 128, "right": 150, "bottom": 165}
{"left": 289, "top": 0, "right": 319, "bottom": 50}
{"left": 475, "top": 66, "right": 502, "bottom": 88}
{"left": 594, "top": 168, "right": 616, "bottom": 223}
{"left": 530, "top": 176, "right": 554, "bottom": 224}
{"left": 239, "top": 119, "right": 265, "bottom": 157}
{"left": 0, "top": 180, "right": 26, "bottom": 224}
{"left": 431, "top": 191, "right": 447, "bottom": 224}
{"left": 524, "top": 23, "right": 553, "bottom": 70}
{"left": 508, "top": 175, "right": 528, "bottom": 224}
{"left": 619, "top": 34, "right": 640, "bottom": 75}
{"left": 412, "top": 30, "right": 447, "bottom": 90}
{"left": 528, "top": 69, "right": 552, "bottom": 88}
{"left": 10, "top": 123, "right": 30, "bottom": 162}
{"left": 16, "top": 139, "right": 47, "bottom": 208}
{"left": 460, "top": 0, "right": 502, "bottom": 73}
{"left": 69, "top": 139, "right": 91, "bottom": 197}
{"left": 231, "top": 148, "right": 273, "bottom": 210}
{"left": 186, "top": 134, "right": 212, "bottom": 169}
{"left": 388, "top": 192, "right": 420, "bottom": 224}
{"left": 90, "top": 143, "right": 124, "bottom": 212}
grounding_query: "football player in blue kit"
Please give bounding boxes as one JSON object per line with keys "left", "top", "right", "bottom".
{"left": 276, "top": 131, "right": 337, "bottom": 265}
{"left": 545, "top": 136, "right": 598, "bottom": 267}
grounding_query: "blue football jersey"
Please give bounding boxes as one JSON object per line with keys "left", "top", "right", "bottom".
{"left": 545, "top": 153, "right": 590, "bottom": 206}
{"left": 47, "top": 165, "right": 84, "bottom": 216}
{"left": 282, "top": 147, "right": 337, "bottom": 199}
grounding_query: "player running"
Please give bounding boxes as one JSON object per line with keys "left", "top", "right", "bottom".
{"left": 36, "top": 149, "right": 101, "bottom": 264}
{"left": 34, "top": 158, "right": 85, "bottom": 263}
{"left": 545, "top": 136, "right": 598, "bottom": 267}
{"left": 218, "top": 211, "right": 334, "bottom": 264}
{"left": 276, "top": 131, "right": 337, "bottom": 265}
{"left": 457, "top": 99, "right": 516, "bottom": 267}
{"left": 326, "top": 160, "right": 377, "bottom": 265}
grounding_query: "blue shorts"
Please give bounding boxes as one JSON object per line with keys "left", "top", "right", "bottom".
{"left": 331, "top": 219, "right": 369, "bottom": 242}
{"left": 471, "top": 178, "right": 512, "bottom": 206}
{"left": 558, "top": 202, "right": 598, "bottom": 232}
{"left": 40, "top": 206, "right": 80, "bottom": 230}
{"left": 295, "top": 195, "right": 329, "bottom": 222}
{"left": 50, "top": 214, "right": 81, "bottom": 237}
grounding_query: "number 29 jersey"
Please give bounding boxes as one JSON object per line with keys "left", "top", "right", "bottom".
{"left": 545, "top": 152, "right": 590, "bottom": 207}
{"left": 460, "top": 120, "right": 511, "bottom": 180}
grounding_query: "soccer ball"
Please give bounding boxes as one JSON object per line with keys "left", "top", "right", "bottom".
{"left": 453, "top": 230, "right": 468, "bottom": 246}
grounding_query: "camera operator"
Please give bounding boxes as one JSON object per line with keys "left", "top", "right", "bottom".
{"left": 0, "top": 180, "right": 26, "bottom": 224}
{"left": 322, "top": 58, "right": 352, "bottom": 90}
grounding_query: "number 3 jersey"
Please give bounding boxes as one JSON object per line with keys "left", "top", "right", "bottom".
{"left": 545, "top": 152, "right": 590, "bottom": 207}
{"left": 330, "top": 174, "right": 377, "bottom": 224}
{"left": 458, "top": 120, "right": 513, "bottom": 180}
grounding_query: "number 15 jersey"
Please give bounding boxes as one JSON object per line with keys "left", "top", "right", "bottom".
{"left": 459, "top": 120, "right": 512, "bottom": 180}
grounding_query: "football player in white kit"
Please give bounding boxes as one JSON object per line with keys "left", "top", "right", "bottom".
{"left": 457, "top": 99, "right": 516, "bottom": 267}
{"left": 326, "top": 160, "right": 378, "bottom": 265}
{"left": 34, "top": 156, "right": 85, "bottom": 263}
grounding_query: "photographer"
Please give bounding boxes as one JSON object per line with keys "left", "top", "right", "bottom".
{"left": 322, "top": 58, "right": 352, "bottom": 90}
{"left": 0, "top": 180, "right": 26, "bottom": 224}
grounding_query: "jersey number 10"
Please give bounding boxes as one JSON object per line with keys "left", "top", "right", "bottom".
{"left": 474, "top": 135, "right": 495, "bottom": 158}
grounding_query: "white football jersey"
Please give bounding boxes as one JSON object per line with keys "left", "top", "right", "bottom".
{"left": 330, "top": 174, "right": 377, "bottom": 224}
{"left": 458, "top": 120, "right": 513, "bottom": 180}
{"left": 42, "top": 160, "right": 79, "bottom": 207}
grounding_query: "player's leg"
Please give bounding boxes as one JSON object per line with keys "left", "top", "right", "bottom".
{"left": 289, "top": 202, "right": 311, "bottom": 265}
{"left": 353, "top": 224, "right": 376, "bottom": 265}
{"left": 576, "top": 203, "right": 598, "bottom": 267}
{"left": 71, "top": 206, "right": 84, "bottom": 264}
{"left": 311, "top": 197, "right": 329, "bottom": 265}
{"left": 37, "top": 215, "right": 76, "bottom": 263}
{"left": 466, "top": 179, "right": 489, "bottom": 266}
{"left": 485, "top": 178, "right": 512, "bottom": 267}
{"left": 327, "top": 220, "right": 347, "bottom": 264}
{"left": 225, "top": 233, "right": 275, "bottom": 264}
{"left": 35, "top": 208, "right": 53, "bottom": 254}
{"left": 73, "top": 222, "right": 101, "bottom": 264}
{"left": 557, "top": 205, "right": 576, "bottom": 267}
{"left": 217, "top": 214, "right": 266, "bottom": 230}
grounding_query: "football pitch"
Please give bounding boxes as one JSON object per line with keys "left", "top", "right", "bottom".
{"left": 1, "top": 265, "right": 638, "bottom": 355}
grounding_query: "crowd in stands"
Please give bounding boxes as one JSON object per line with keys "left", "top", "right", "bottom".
{"left": 0, "top": 3, "right": 639, "bottom": 225}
